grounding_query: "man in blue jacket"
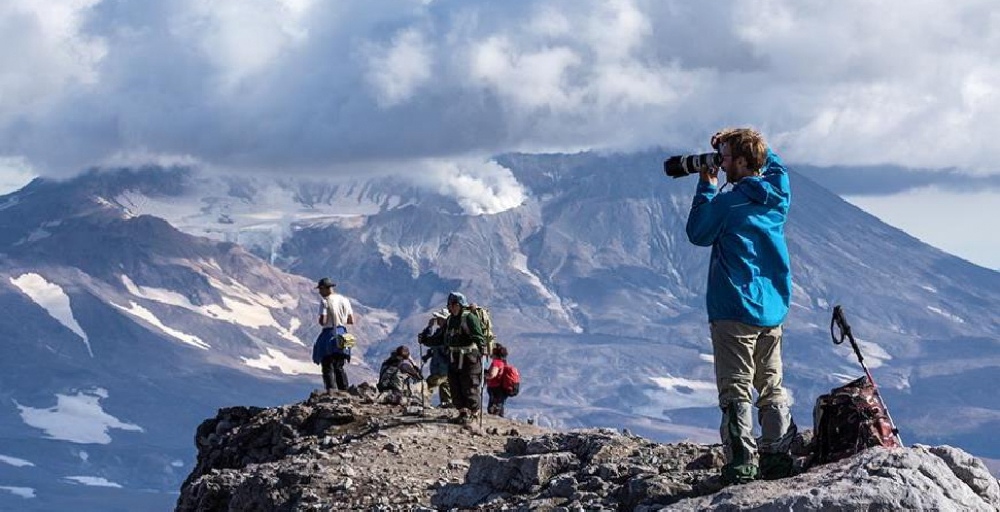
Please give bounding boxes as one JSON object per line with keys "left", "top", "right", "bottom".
{"left": 686, "top": 128, "right": 796, "bottom": 484}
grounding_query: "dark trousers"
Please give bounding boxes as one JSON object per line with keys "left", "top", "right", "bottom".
{"left": 447, "top": 350, "right": 482, "bottom": 413}
{"left": 321, "top": 355, "right": 349, "bottom": 391}
{"left": 487, "top": 387, "right": 507, "bottom": 417}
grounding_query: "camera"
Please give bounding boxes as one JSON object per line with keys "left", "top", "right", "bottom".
{"left": 663, "top": 152, "right": 721, "bottom": 179}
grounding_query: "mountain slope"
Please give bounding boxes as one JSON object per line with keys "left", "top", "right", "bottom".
{"left": 2, "top": 153, "right": 998, "bottom": 509}
{"left": 0, "top": 171, "right": 394, "bottom": 511}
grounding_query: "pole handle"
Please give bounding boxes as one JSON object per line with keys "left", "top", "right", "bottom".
{"left": 831, "top": 305, "right": 865, "bottom": 364}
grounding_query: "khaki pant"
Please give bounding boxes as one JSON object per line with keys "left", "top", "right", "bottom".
{"left": 711, "top": 320, "right": 792, "bottom": 465}
{"left": 425, "top": 373, "right": 452, "bottom": 405}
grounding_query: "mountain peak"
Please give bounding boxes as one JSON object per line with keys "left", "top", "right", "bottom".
{"left": 176, "top": 388, "right": 1000, "bottom": 511}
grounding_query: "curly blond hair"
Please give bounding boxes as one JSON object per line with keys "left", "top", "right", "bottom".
{"left": 718, "top": 128, "right": 767, "bottom": 172}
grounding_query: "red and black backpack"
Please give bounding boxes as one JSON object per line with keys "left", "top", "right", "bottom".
{"left": 500, "top": 362, "right": 520, "bottom": 396}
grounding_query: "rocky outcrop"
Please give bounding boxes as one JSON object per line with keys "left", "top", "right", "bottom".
{"left": 177, "top": 388, "right": 1000, "bottom": 511}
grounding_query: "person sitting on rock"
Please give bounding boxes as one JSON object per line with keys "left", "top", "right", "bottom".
{"left": 377, "top": 345, "right": 423, "bottom": 405}
{"left": 485, "top": 343, "right": 510, "bottom": 417}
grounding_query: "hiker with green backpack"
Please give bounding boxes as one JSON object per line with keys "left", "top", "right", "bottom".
{"left": 418, "top": 292, "right": 485, "bottom": 425}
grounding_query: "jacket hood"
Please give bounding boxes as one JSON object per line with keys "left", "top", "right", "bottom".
{"left": 736, "top": 175, "right": 786, "bottom": 209}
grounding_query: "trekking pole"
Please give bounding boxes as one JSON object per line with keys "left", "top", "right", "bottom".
{"left": 830, "top": 305, "right": 904, "bottom": 446}
{"left": 479, "top": 353, "right": 485, "bottom": 429}
{"left": 418, "top": 348, "right": 426, "bottom": 408}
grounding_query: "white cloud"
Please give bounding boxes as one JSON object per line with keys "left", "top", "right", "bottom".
{"left": 0, "top": 157, "right": 36, "bottom": 194}
{"left": 470, "top": 36, "right": 583, "bottom": 111}
{"left": 0, "top": 0, "right": 998, "bottom": 176}
{"left": 412, "top": 158, "right": 526, "bottom": 215}
{"left": 9, "top": 273, "right": 92, "bottom": 357}
{"left": 16, "top": 388, "right": 144, "bottom": 444}
{"left": 364, "top": 28, "right": 433, "bottom": 107}
{"left": 0, "top": 0, "right": 106, "bottom": 119}
{"left": 177, "top": 0, "right": 314, "bottom": 90}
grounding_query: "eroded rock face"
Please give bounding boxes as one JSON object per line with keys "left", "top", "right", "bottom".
{"left": 176, "top": 389, "right": 1000, "bottom": 512}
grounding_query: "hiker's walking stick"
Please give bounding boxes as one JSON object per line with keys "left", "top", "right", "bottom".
{"left": 830, "top": 305, "right": 904, "bottom": 446}
{"left": 479, "top": 353, "right": 486, "bottom": 428}
{"left": 420, "top": 348, "right": 428, "bottom": 408}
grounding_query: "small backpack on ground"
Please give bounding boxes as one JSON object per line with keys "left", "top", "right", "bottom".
{"left": 462, "top": 305, "right": 495, "bottom": 355}
{"left": 812, "top": 376, "right": 901, "bottom": 465}
{"left": 500, "top": 362, "right": 520, "bottom": 396}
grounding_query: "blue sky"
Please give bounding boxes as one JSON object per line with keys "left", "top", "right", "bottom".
{"left": 0, "top": 0, "right": 997, "bottom": 268}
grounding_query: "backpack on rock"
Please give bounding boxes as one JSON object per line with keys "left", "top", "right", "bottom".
{"left": 812, "top": 376, "right": 901, "bottom": 464}
{"left": 812, "top": 306, "right": 903, "bottom": 465}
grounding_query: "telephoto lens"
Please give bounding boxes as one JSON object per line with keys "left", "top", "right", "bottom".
{"left": 663, "top": 152, "right": 721, "bottom": 178}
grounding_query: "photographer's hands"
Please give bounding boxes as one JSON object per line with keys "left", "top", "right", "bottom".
{"left": 700, "top": 128, "right": 735, "bottom": 186}
{"left": 698, "top": 165, "right": 719, "bottom": 186}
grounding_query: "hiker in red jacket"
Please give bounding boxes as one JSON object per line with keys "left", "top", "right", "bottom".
{"left": 485, "top": 343, "right": 510, "bottom": 417}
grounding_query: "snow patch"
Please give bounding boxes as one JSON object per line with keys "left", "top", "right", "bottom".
{"left": 831, "top": 372, "right": 859, "bottom": 384}
{"left": 9, "top": 273, "right": 92, "bottom": 357}
{"left": 64, "top": 476, "right": 123, "bottom": 488}
{"left": 0, "top": 486, "right": 35, "bottom": 499}
{"left": 112, "top": 301, "right": 210, "bottom": 350}
{"left": 0, "top": 196, "right": 20, "bottom": 211}
{"left": 839, "top": 338, "right": 892, "bottom": 369}
{"left": 120, "top": 274, "right": 302, "bottom": 344}
{"left": 640, "top": 376, "right": 718, "bottom": 415}
{"left": 926, "top": 305, "right": 964, "bottom": 324}
{"left": 16, "top": 388, "right": 143, "bottom": 444}
{"left": 241, "top": 347, "right": 319, "bottom": 375}
{"left": 920, "top": 284, "right": 938, "bottom": 293}
{"left": 113, "top": 176, "right": 391, "bottom": 258}
{"left": 508, "top": 250, "right": 582, "bottom": 333}
{"left": 0, "top": 454, "right": 34, "bottom": 467}
{"left": 698, "top": 353, "right": 714, "bottom": 363}
{"left": 14, "top": 227, "right": 53, "bottom": 245}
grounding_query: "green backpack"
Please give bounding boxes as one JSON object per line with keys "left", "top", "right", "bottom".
{"left": 462, "top": 305, "right": 495, "bottom": 355}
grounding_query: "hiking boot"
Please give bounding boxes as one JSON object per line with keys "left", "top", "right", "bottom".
{"left": 720, "top": 463, "right": 759, "bottom": 486}
{"left": 759, "top": 452, "right": 793, "bottom": 480}
{"left": 449, "top": 409, "right": 471, "bottom": 424}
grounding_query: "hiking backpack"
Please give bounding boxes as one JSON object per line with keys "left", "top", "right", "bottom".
{"left": 462, "top": 305, "right": 495, "bottom": 355}
{"left": 812, "top": 376, "right": 901, "bottom": 465}
{"left": 500, "top": 363, "right": 520, "bottom": 396}
{"left": 377, "top": 357, "right": 405, "bottom": 393}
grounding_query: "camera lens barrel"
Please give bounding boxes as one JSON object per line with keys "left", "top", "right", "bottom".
{"left": 663, "top": 152, "right": 721, "bottom": 179}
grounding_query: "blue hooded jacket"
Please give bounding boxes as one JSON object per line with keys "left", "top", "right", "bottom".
{"left": 685, "top": 148, "right": 791, "bottom": 327}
